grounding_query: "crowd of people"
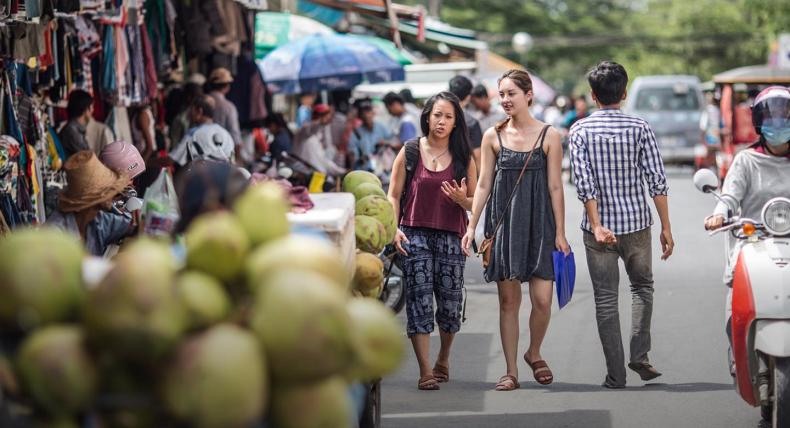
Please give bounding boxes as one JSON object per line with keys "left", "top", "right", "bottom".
{"left": 35, "top": 56, "right": 789, "bottom": 397}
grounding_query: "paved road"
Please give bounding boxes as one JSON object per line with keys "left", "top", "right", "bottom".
{"left": 381, "top": 173, "right": 762, "bottom": 428}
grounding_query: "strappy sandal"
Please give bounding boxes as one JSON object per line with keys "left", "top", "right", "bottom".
{"left": 418, "top": 375, "right": 440, "bottom": 391}
{"left": 628, "top": 362, "right": 662, "bottom": 381}
{"left": 432, "top": 363, "right": 449, "bottom": 383}
{"left": 494, "top": 374, "right": 520, "bottom": 391}
{"left": 525, "top": 355, "right": 554, "bottom": 385}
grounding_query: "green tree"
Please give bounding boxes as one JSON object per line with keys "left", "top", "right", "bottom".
{"left": 413, "top": 0, "right": 788, "bottom": 94}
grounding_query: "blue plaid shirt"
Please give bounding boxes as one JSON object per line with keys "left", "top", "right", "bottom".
{"left": 569, "top": 108, "right": 668, "bottom": 235}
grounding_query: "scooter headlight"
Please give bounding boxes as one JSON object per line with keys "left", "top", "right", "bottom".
{"left": 762, "top": 197, "right": 790, "bottom": 236}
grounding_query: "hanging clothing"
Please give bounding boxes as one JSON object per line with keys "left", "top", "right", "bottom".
{"left": 107, "top": 106, "right": 134, "bottom": 146}
{"left": 227, "top": 54, "right": 268, "bottom": 126}
{"left": 86, "top": 118, "right": 115, "bottom": 155}
{"left": 139, "top": 24, "right": 158, "bottom": 103}
{"left": 10, "top": 22, "right": 47, "bottom": 61}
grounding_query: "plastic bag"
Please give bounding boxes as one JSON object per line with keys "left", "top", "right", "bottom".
{"left": 142, "top": 168, "right": 180, "bottom": 236}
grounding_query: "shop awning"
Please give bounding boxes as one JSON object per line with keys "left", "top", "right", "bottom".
{"left": 346, "top": 34, "right": 416, "bottom": 65}
{"left": 713, "top": 65, "right": 790, "bottom": 84}
{"left": 254, "top": 12, "right": 335, "bottom": 59}
{"left": 301, "top": 0, "right": 421, "bottom": 19}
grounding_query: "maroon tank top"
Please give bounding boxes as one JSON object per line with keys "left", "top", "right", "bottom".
{"left": 401, "top": 155, "right": 468, "bottom": 236}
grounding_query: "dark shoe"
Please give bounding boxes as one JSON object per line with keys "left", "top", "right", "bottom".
{"left": 601, "top": 380, "right": 626, "bottom": 389}
{"left": 601, "top": 374, "right": 625, "bottom": 389}
{"left": 628, "top": 362, "right": 663, "bottom": 381}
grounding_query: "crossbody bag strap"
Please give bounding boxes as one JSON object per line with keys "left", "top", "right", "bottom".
{"left": 488, "top": 124, "right": 550, "bottom": 238}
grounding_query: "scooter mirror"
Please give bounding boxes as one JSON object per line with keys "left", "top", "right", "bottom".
{"left": 693, "top": 169, "right": 719, "bottom": 193}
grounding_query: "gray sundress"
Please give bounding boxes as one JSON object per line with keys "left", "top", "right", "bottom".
{"left": 484, "top": 127, "right": 556, "bottom": 283}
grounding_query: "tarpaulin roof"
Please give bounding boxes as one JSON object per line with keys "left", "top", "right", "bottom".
{"left": 713, "top": 65, "right": 790, "bottom": 84}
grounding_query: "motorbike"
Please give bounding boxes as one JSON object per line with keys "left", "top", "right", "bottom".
{"left": 253, "top": 151, "right": 339, "bottom": 192}
{"left": 378, "top": 245, "right": 406, "bottom": 314}
{"left": 694, "top": 169, "right": 790, "bottom": 427}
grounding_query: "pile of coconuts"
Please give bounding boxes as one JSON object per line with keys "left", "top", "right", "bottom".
{"left": 0, "top": 181, "right": 404, "bottom": 428}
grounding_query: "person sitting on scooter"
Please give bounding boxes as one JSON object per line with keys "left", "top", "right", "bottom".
{"left": 703, "top": 85, "right": 790, "bottom": 373}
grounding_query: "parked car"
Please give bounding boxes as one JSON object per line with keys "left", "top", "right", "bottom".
{"left": 624, "top": 75, "right": 704, "bottom": 165}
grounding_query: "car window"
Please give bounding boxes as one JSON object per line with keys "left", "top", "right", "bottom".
{"left": 635, "top": 87, "right": 699, "bottom": 111}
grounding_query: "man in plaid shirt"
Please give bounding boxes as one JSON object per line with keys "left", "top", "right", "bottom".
{"left": 570, "top": 61, "right": 675, "bottom": 389}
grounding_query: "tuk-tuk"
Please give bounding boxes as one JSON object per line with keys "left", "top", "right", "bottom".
{"left": 711, "top": 65, "right": 790, "bottom": 179}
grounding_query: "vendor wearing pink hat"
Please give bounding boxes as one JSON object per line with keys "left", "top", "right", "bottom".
{"left": 100, "top": 141, "right": 146, "bottom": 181}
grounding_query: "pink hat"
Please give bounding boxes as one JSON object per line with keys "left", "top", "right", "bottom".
{"left": 99, "top": 141, "right": 146, "bottom": 179}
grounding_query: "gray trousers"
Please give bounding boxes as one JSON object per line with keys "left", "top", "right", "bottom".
{"left": 583, "top": 228, "right": 654, "bottom": 386}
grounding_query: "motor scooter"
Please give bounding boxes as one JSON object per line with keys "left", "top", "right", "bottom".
{"left": 694, "top": 169, "right": 790, "bottom": 427}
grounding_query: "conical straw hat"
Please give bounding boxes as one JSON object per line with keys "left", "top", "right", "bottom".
{"left": 58, "top": 151, "right": 129, "bottom": 212}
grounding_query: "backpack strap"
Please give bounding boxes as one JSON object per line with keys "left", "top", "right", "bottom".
{"left": 398, "top": 138, "right": 420, "bottom": 222}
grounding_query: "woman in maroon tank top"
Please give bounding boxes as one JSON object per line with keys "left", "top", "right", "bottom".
{"left": 386, "top": 92, "right": 478, "bottom": 391}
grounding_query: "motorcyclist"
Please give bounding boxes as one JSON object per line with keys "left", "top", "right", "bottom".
{"left": 703, "top": 85, "right": 790, "bottom": 375}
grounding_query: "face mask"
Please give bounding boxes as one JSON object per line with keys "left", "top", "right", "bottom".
{"left": 761, "top": 125, "right": 790, "bottom": 147}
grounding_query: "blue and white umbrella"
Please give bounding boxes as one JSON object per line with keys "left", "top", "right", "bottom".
{"left": 258, "top": 34, "right": 405, "bottom": 94}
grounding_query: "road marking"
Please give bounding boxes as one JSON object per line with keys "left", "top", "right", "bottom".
{"left": 383, "top": 410, "right": 523, "bottom": 419}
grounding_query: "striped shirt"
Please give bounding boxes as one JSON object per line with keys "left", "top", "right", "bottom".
{"left": 569, "top": 108, "right": 668, "bottom": 235}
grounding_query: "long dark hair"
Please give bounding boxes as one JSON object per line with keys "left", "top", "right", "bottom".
{"left": 420, "top": 91, "right": 471, "bottom": 182}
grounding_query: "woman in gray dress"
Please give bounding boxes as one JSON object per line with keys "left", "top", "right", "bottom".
{"left": 462, "top": 69, "right": 570, "bottom": 391}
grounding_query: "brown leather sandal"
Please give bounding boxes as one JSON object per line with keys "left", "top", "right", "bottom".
{"left": 432, "top": 363, "right": 449, "bottom": 383}
{"left": 495, "top": 374, "right": 520, "bottom": 391}
{"left": 525, "top": 356, "right": 554, "bottom": 385}
{"left": 418, "top": 375, "right": 440, "bottom": 390}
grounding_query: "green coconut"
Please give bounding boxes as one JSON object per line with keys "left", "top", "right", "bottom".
{"left": 356, "top": 195, "right": 396, "bottom": 243}
{"left": 251, "top": 271, "right": 353, "bottom": 384}
{"left": 351, "top": 182, "right": 386, "bottom": 201}
{"left": 233, "top": 182, "right": 291, "bottom": 247}
{"left": 82, "top": 239, "right": 186, "bottom": 359}
{"left": 353, "top": 252, "right": 384, "bottom": 295}
{"left": 185, "top": 211, "right": 250, "bottom": 284}
{"left": 245, "top": 235, "right": 351, "bottom": 292}
{"left": 270, "top": 377, "right": 353, "bottom": 428}
{"left": 176, "top": 272, "right": 231, "bottom": 329}
{"left": 342, "top": 170, "right": 381, "bottom": 194}
{"left": 345, "top": 299, "right": 405, "bottom": 381}
{"left": 163, "top": 324, "right": 267, "bottom": 428}
{"left": 0, "top": 228, "right": 84, "bottom": 330}
{"left": 355, "top": 215, "right": 387, "bottom": 254}
{"left": 16, "top": 325, "right": 97, "bottom": 416}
